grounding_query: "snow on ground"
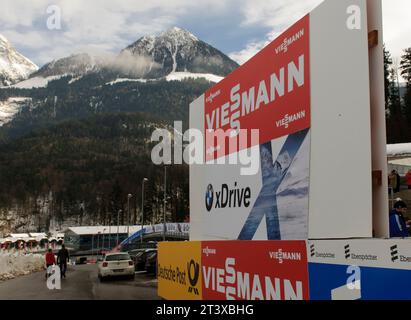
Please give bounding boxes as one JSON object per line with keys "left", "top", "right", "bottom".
{"left": 165, "top": 72, "right": 223, "bottom": 83}
{"left": 105, "top": 73, "right": 223, "bottom": 86}
{"left": 9, "top": 75, "right": 66, "bottom": 89}
{"left": 387, "top": 143, "right": 411, "bottom": 156}
{"left": 68, "top": 75, "right": 83, "bottom": 84}
{"left": 0, "top": 251, "right": 44, "bottom": 281}
{"left": 0, "top": 97, "right": 31, "bottom": 126}
{"left": 105, "top": 78, "right": 148, "bottom": 86}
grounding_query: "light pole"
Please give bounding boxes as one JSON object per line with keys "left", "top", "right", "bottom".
{"left": 163, "top": 166, "right": 167, "bottom": 242}
{"left": 97, "top": 231, "right": 101, "bottom": 258}
{"left": 117, "top": 209, "right": 121, "bottom": 247}
{"left": 141, "top": 178, "right": 148, "bottom": 244}
{"left": 108, "top": 214, "right": 111, "bottom": 250}
{"left": 102, "top": 228, "right": 106, "bottom": 252}
{"left": 91, "top": 234, "right": 94, "bottom": 261}
{"left": 127, "top": 194, "right": 132, "bottom": 237}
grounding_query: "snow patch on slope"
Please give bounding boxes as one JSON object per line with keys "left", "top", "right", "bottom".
{"left": 9, "top": 75, "right": 66, "bottom": 89}
{"left": 105, "top": 78, "right": 148, "bottom": 86}
{"left": 165, "top": 72, "right": 223, "bottom": 83}
{"left": 0, "top": 97, "right": 32, "bottom": 126}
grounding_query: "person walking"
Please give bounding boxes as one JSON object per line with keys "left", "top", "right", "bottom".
{"left": 406, "top": 169, "right": 411, "bottom": 190}
{"left": 389, "top": 200, "right": 411, "bottom": 238}
{"left": 388, "top": 170, "right": 399, "bottom": 194}
{"left": 45, "top": 248, "right": 56, "bottom": 279}
{"left": 57, "top": 244, "right": 70, "bottom": 279}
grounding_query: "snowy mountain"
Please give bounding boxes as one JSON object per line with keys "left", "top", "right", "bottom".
{"left": 122, "top": 27, "right": 239, "bottom": 78}
{"left": 0, "top": 34, "right": 38, "bottom": 86}
{"left": 12, "top": 27, "right": 237, "bottom": 87}
{"left": 31, "top": 53, "right": 99, "bottom": 78}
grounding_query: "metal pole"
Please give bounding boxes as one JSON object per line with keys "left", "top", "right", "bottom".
{"left": 163, "top": 166, "right": 167, "bottom": 241}
{"left": 127, "top": 194, "right": 132, "bottom": 237}
{"left": 91, "top": 234, "right": 94, "bottom": 261}
{"left": 117, "top": 210, "right": 121, "bottom": 247}
{"left": 141, "top": 178, "right": 148, "bottom": 244}
{"left": 97, "top": 232, "right": 100, "bottom": 259}
{"left": 109, "top": 218, "right": 111, "bottom": 250}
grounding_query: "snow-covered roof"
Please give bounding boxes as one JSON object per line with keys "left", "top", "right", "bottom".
{"left": 65, "top": 225, "right": 141, "bottom": 236}
{"left": 387, "top": 143, "right": 411, "bottom": 157}
{"left": 388, "top": 158, "right": 411, "bottom": 167}
{"left": 29, "top": 233, "right": 47, "bottom": 238}
{"left": 8, "top": 233, "right": 30, "bottom": 238}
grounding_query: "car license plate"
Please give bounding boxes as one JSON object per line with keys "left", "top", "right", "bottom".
{"left": 113, "top": 269, "right": 124, "bottom": 272}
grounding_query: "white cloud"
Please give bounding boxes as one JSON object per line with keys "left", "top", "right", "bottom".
{"left": 382, "top": 0, "right": 411, "bottom": 62}
{"left": 229, "top": 0, "right": 322, "bottom": 64}
{"left": 0, "top": 0, "right": 231, "bottom": 65}
{"left": 230, "top": 0, "right": 411, "bottom": 66}
{"left": 1, "top": 0, "right": 410, "bottom": 69}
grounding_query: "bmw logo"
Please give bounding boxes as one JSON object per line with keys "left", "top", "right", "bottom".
{"left": 205, "top": 184, "right": 214, "bottom": 212}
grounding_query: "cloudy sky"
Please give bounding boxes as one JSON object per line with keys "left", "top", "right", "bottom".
{"left": 1, "top": 0, "right": 410, "bottom": 68}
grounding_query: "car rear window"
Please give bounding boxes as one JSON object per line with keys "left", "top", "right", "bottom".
{"left": 105, "top": 254, "right": 130, "bottom": 261}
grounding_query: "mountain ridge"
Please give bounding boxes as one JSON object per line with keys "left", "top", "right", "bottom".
{"left": 0, "top": 34, "right": 38, "bottom": 86}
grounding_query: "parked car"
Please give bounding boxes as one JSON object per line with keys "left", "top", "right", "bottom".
{"left": 128, "top": 249, "right": 146, "bottom": 259}
{"left": 134, "top": 249, "right": 156, "bottom": 271}
{"left": 145, "top": 250, "right": 157, "bottom": 274}
{"left": 98, "top": 252, "right": 135, "bottom": 281}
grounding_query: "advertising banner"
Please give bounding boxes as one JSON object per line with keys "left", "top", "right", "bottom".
{"left": 158, "top": 242, "right": 202, "bottom": 300}
{"left": 190, "top": 0, "right": 375, "bottom": 241}
{"left": 308, "top": 239, "right": 411, "bottom": 300}
{"left": 204, "top": 15, "right": 310, "bottom": 160}
{"left": 197, "top": 15, "right": 311, "bottom": 241}
{"left": 201, "top": 241, "right": 309, "bottom": 300}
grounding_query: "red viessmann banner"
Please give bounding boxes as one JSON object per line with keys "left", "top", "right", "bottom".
{"left": 201, "top": 241, "right": 309, "bottom": 300}
{"left": 204, "top": 15, "right": 310, "bottom": 161}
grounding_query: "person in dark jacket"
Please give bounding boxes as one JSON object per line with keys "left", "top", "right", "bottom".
{"left": 395, "top": 170, "right": 401, "bottom": 193}
{"left": 57, "top": 244, "right": 70, "bottom": 278}
{"left": 389, "top": 201, "right": 411, "bottom": 238}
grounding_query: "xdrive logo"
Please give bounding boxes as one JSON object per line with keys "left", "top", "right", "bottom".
{"left": 205, "top": 182, "right": 251, "bottom": 212}
{"left": 391, "top": 245, "right": 399, "bottom": 262}
{"left": 345, "top": 245, "right": 351, "bottom": 259}
{"left": 310, "top": 244, "right": 315, "bottom": 257}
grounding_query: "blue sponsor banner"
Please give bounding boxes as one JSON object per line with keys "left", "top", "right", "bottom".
{"left": 309, "top": 263, "right": 411, "bottom": 300}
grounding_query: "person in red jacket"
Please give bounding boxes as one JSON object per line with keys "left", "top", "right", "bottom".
{"left": 45, "top": 248, "right": 56, "bottom": 279}
{"left": 406, "top": 169, "right": 411, "bottom": 190}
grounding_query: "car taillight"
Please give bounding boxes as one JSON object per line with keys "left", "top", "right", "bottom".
{"left": 128, "top": 261, "right": 134, "bottom": 266}
{"left": 102, "top": 262, "right": 108, "bottom": 267}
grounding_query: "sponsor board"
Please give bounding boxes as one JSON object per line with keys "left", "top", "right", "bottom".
{"left": 308, "top": 239, "right": 411, "bottom": 270}
{"left": 308, "top": 239, "right": 411, "bottom": 300}
{"left": 204, "top": 15, "right": 310, "bottom": 160}
{"left": 158, "top": 242, "right": 202, "bottom": 300}
{"left": 190, "top": 0, "right": 375, "bottom": 241}
{"left": 201, "top": 241, "right": 309, "bottom": 300}
{"left": 309, "top": 263, "right": 411, "bottom": 300}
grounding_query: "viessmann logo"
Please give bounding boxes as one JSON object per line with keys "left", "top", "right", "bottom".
{"left": 275, "top": 28, "right": 305, "bottom": 55}
{"left": 206, "top": 89, "right": 221, "bottom": 104}
{"left": 268, "top": 249, "right": 302, "bottom": 264}
{"left": 202, "top": 246, "right": 217, "bottom": 257}
{"left": 205, "top": 183, "right": 251, "bottom": 212}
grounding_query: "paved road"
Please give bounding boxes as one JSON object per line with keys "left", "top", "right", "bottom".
{"left": 0, "top": 264, "right": 160, "bottom": 300}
